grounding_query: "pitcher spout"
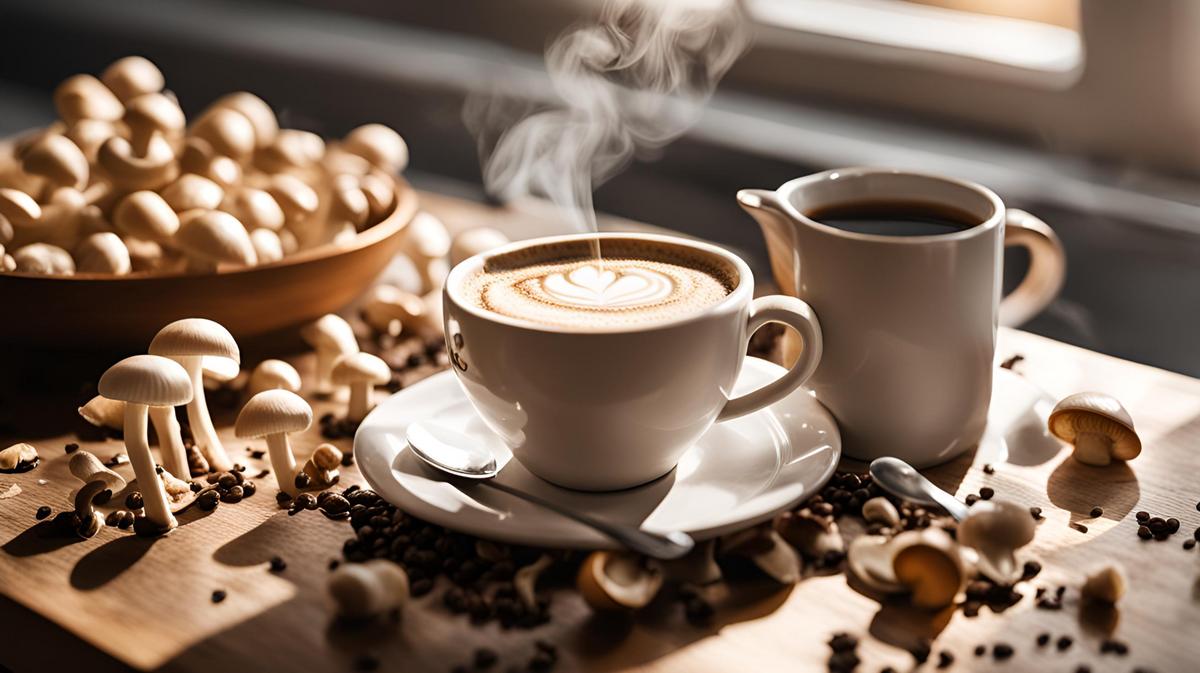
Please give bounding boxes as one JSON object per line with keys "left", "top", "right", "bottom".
{"left": 737, "top": 188, "right": 799, "bottom": 298}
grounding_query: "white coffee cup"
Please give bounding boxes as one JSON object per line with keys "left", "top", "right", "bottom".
{"left": 739, "top": 167, "right": 1066, "bottom": 467}
{"left": 442, "top": 232, "right": 823, "bottom": 491}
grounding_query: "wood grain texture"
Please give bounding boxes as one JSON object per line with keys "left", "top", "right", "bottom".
{"left": 2, "top": 195, "right": 1199, "bottom": 673}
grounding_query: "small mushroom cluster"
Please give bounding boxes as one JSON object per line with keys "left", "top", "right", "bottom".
{"left": 0, "top": 56, "right": 408, "bottom": 276}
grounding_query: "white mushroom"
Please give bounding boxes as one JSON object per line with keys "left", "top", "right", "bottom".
{"left": 190, "top": 108, "right": 256, "bottom": 160}
{"left": 265, "top": 173, "right": 318, "bottom": 227}
{"left": 124, "top": 92, "right": 185, "bottom": 156}
{"left": 450, "top": 227, "right": 509, "bottom": 266}
{"left": 848, "top": 528, "right": 965, "bottom": 610}
{"left": 360, "top": 284, "right": 433, "bottom": 336}
{"left": 149, "top": 319, "right": 241, "bottom": 473}
{"left": 254, "top": 129, "right": 325, "bottom": 174}
{"left": 358, "top": 171, "right": 395, "bottom": 223}
{"left": 225, "top": 188, "right": 285, "bottom": 231}
{"left": 68, "top": 450, "right": 127, "bottom": 492}
{"left": 98, "top": 354, "right": 193, "bottom": 535}
{"left": 300, "top": 314, "right": 358, "bottom": 396}
{"left": 100, "top": 56, "right": 164, "bottom": 103}
{"left": 174, "top": 210, "right": 257, "bottom": 272}
{"left": 21, "top": 133, "right": 89, "bottom": 192}
{"left": 400, "top": 212, "right": 451, "bottom": 293}
{"left": 1048, "top": 392, "right": 1141, "bottom": 466}
{"left": 247, "top": 359, "right": 302, "bottom": 397}
{"left": 210, "top": 92, "right": 278, "bottom": 148}
{"left": 956, "top": 500, "right": 1036, "bottom": 584}
{"left": 577, "top": 551, "right": 664, "bottom": 611}
{"left": 78, "top": 395, "right": 125, "bottom": 430}
{"left": 12, "top": 243, "right": 75, "bottom": 275}
{"left": 327, "top": 559, "right": 410, "bottom": 620}
{"left": 113, "top": 190, "right": 180, "bottom": 243}
{"left": 161, "top": 174, "right": 225, "bottom": 212}
{"left": 235, "top": 389, "right": 312, "bottom": 496}
{"left": 54, "top": 74, "right": 124, "bottom": 125}
{"left": 97, "top": 135, "right": 178, "bottom": 191}
{"left": 341, "top": 123, "right": 408, "bottom": 174}
{"left": 74, "top": 232, "right": 131, "bottom": 275}
{"left": 147, "top": 405, "right": 190, "bottom": 481}
{"left": 331, "top": 352, "right": 391, "bottom": 422}
{"left": 249, "top": 228, "right": 284, "bottom": 264}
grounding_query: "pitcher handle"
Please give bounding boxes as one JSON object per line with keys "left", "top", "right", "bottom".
{"left": 717, "top": 295, "right": 822, "bottom": 421}
{"left": 999, "top": 209, "right": 1066, "bottom": 327}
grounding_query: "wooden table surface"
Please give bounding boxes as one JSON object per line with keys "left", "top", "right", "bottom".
{"left": 2, "top": 195, "right": 1199, "bottom": 673}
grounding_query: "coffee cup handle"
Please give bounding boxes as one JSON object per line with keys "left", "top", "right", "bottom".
{"left": 717, "top": 295, "right": 823, "bottom": 422}
{"left": 1000, "top": 209, "right": 1066, "bottom": 327}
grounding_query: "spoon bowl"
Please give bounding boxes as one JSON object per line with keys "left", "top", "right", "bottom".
{"left": 869, "top": 457, "right": 969, "bottom": 521}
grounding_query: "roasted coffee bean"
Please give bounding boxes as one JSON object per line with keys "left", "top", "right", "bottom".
{"left": 211, "top": 589, "right": 227, "bottom": 603}
{"left": 269, "top": 556, "right": 286, "bottom": 572}
{"left": 1021, "top": 560, "right": 1042, "bottom": 581}
{"left": 125, "top": 492, "right": 144, "bottom": 510}
{"left": 105, "top": 510, "right": 122, "bottom": 526}
{"left": 965, "top": 494, "right": 979, "bottom": 506}
{"left": 982, "top": 463, "right": 995, "bottom": 474}
{"left": 1090, "top": 506, "right": 1103, "bottom": 517}
{"left": 1167, "top": 517, "right": 1180, "bottom": 533}
{"left": 1070, "top": 522, "right": 1088, "bottom": 534}
{"left": 276, "top": 491, "right": 292, "bottom": 505}
{"left": 328, "top": 559, "right": 340, "bottom": 571}
{"left": 117, "top": 511, "right": 135, "bottom": 529}
{"left": 35, "top": 505, "right": 51, "bottom": 520}
{"left": 961, "top": 601, "right": 981, "bottom": 618}
{"left": 973, "top": 645, "right": 985, "bottom": 657}
{"left": 1036, "top": 633, "right": 1050, "bottom": 647}
{"left": 992, "top": 643, "right": 1013, "bottom": 660}
{"left": 1056, "top": 636, "right": 1072, "bottom": 651}
{"left": 206, "top": 473, "right": 221, "bottom": 484}
{"left": 1029, "top": 506, "right": 1043, "bottom": 520}
{"left": 189, "top": 481, "right": 202, "bottom": 493}
{"left": 979, "top": 487, "right": 994, "bottom": 500}
{"left": 936, "top": 651, "right": 954, "bottom": 669}
{"left": 1136, "top": 510, "right": 1150, "bottom": 522}
{"left": 296, "top": 493, "right": 318, "bottom": 510}
{"left": 241, "top": 481, "right": 256, "bottom": 497}
{"left": 411, "top": 577, "right": 434, "bottom": 597}
{"left": 64, "top": 442, "right": 79, "bottom": 453}
{"left": 218, "top": 473, "right": 238, "bottom": 490}
{"left": 221, "top": 486, "right": 244, "bottom": 503}
{"left": 197, "top": 490, "right": 220, "bottom": 511}
{"left": 1075, "top": 666, "right": 1092, "bottom": 673}
{"left": 1138, "top": 525, "right": 1153, "bottom": 540}
{"left": 909, "top": 640, "right": 931, "bottom": 664}
{"left": 1184, "top": 539, "right": 1197, "bottom": 550}
{"left": 684, "top": 596, "right": 714, "bottom": 625}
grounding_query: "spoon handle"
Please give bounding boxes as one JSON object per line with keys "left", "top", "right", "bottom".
{"left": 481, "top": 480, "right": 695, "bottom": 560}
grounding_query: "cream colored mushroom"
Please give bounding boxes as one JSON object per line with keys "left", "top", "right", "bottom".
{"left": 235, "top": 389, "right": 312, "bottom": 496}
{"left": 514, "top": 554, "right": 554, "bottom": 610}
{"left": 720, "top": 525, "right": 802, "bottom": 583}
{"left": 68, "top": 450, "right": 127, "bottom": 492}
{"left": 1, "top": 251, "right": 14, "bottom": 272}
{"left": 179, "top": 137, "right": 242, "bottom": 189}
{"left": 0, "top": 189, "right": 40, "bottom": 230}
{"left": 1049, "top": 392, "right": 1141, "bottom": 466}
{"left": 190, "top": 108, "right": 256, "bottom": 160}
{"left": 210, "top": 92, "right": 278, "bottom": 148}
{"left": 161, "top": 174, "right": 225, "bottom": 213}
{"left": 74, "top": 232, "right": 131, "bottom": 275}
{"left": 861, "top": 497, "right": 901, "bottom": 527}
{"left": 101, "top": 56, "right": 164, "bottom": 103}
{"left": 341, "top": 123, "right": 408, "bottom": 174}
{"left": 65, "top": 118, "right": 123, "bottom": 161}
{"left": 265, "top": 173, "right": 318, "bottom": 226}
{"left": 113, "top": 190, "right": 180, "bottom": 245}
{"left": 450, "top": 227, "right": 509, "bottom": 266}
{"left": 149, "top": 318, "right": 242, "bottom": 473}
{"left": 79, "top": 395, "right": 125, "bottom": 430}
{"left": 848, "top": 528, "right": 965, "bottom": 609}
{"left": 54, "top": 74, "right": 124, "bottom": 125}
{"left": 98, "top": 354, "right": 193, "bottom": 535}
{"left": 247, "top": 359, "right": 302, "bottom": 397}
{"left": 358, "top": 171, "right": 395, "bottom": 223}
{"left": 225, "top": 188, "right": 284, "bottom": 231}
{"left": 577, "top": 551, "right": 663, "bottom": 611}
{"left": 21, "top": 133, "right": 89, "bottom": 192}
{"left": 146, "top": 404, "right": 190, "bottom": 481}
{"left": 97, "top": 135, "right": 178, "bottom": 190}
{"left": 300, "top": 443, "right": 343, "bottom": 489}
{"left": 360, "top": 284, "right": 436, "bottom": 336}
{"left": 124, "top": 92, "right": 185, "bottom": 155}
{"left": 1081, "top": 564, "right": 1126, "bottom": 604}
{"left": 300, "top": 314, "right": 358, "bottom": 395}
{"left": 254, "top": 129, "right": 325, "bottom": 174}
{"left": 955, "top": 500, "right": 1036, "bottom": 584}
{"left": 13, "top": 243, "right": 74, "bottom": 275}
{"left": 249, "top": 228, "right": 284, "bottom": 264}
{"left": 400, "top": 212, "right": 451, "bottom": 293}
{"left": 0, "top": 443, "right": 39, "bottom": 472}
{"left": 175, "top": 210, "right": 257, "bottom": 272}
{"left": 331, "top": 352, "right": 390, "bottom": 422}
{"left": 327, "top": 559, "right": 410, "bottom": 620}
{"left": 327, "top": 174, "right": 369, "bottom": 232}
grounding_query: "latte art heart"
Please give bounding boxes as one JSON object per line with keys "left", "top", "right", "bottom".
{"left": 541, "top": 265, "right": 675, "bottom": 308}
{"left": 463, "top": 253, "right": 733, "bottom": 329}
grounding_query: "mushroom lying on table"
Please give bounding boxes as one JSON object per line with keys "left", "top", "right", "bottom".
{"left": 235, "top": 389, "right": 312, "bottom": 497}
{"left": 98, "top": 354, "right": 193, "bottom": 536}
{"left": 847, "top": 527, "right": 965, "bottom": 610}
{"left": 577, "top": 551, "right": 664, "bottom": 612}
{"left": 1049, "top": 392, "right": 1141, "bottom": 466}
{"left": 149, "top": 318, "right": 241, "bottom": 472}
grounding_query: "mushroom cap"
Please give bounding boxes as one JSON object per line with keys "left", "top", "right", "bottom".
{"left": 404, "top": 212, "right": 451, "bottom": 259}
{"left": 22, "top": 134, "right": 89, "bottom": 189}
{"left": 54, "top": 74, "right": 124, "bottom": 124}
{"left": 74, "top": 232, "right": 131, "bottom": 275}
{"left": 202, "top": 356, "right": 241, "bottom": 382}
{"left": 331, "top": 352, "right": 390, "bottom": 386}
{"left": 265, "top": 174, "right": 319, "bottom": 222}
{"left": 78, "top": 395, "right": 125, "bottom": 430}
{"left": 891, "top": 528, "right": 965, "bottom": 610}
{"left": 0, "top": 188, "right": 42, "bottom": 226}
{"left": 300, "top": 314, "right": 358, "bottom": 354}
{"left": 175, "top": 210, "right": 257, "bottom": 267}
{"left": 235, "top": 389, "right": 312, "bottom": 438}
{"left": 342, "top": 123, "right": 408, "bottom": 173}
{"left": 161, "top": 174, "right": 225, "bottom": 212}
{"left": 69, "top": 450, "right": 128, "bottom": 491}
{"left": 1048, "top": 392, "right": 1141, "bottom": 460}
{"left": 149, "top": 318, "right": 241, "bottom": 364}
{"left": 226, "top": 188, "right": 285, "bottom": 231}
{"left": 100, "top": 56, "right": 164, "bottom": 102}
{"left": 256, "top": 129, "right": 325, "bottom": 173}
{"left": 124, "top": 92, "right": 185, "bottom": 138}
{"left": 113, "top": 190, "right": 180, "bottom": 241}
{"left": 248, "top": 359, "right": 302, "bottom": 394}
{"left": 249, "top": 228, "right": 284, "bottom": 264}
{"left": 451, "top": 227, "right": 510, "bottom": 266}
{"left": 98, "top": 354, "right": 194, "bottom": 406}
{"left": 212, "top": 92, "right": 278, "bottom": 148}
{"left": 957, "top": 499, "right": 1036, "bottom": 552}
{"left": 190, "top": 108, "right": 256, "bottom": 160}
{"left": 13, "top": 243, "right": 75, "bottom": 275}
{"left": 576, "top": 551, "right": 663, "bottom": 611}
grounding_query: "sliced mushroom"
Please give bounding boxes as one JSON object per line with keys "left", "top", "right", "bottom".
{"left": 577, "top": 551, "right": 663, "bottom": 611}
{"left": 74, "top": 232, "right": 131, "bottom": 275}
{"left": 892, "top": 528, "right": 965, "bottom": 610}
{"left": 514, "top": 553, "right": 554, "bottom": 610}
{"left": 720, "top": 525, "right": 802, "bottom": 583}
{"left": 846, "top": 535, "right": 906, "bottom": 593}
{"left": 1049, "top": 392, "right": 1141, "bottom": 466}
{"left": 956, "top": 500, "right": 1036, "bottom": 584}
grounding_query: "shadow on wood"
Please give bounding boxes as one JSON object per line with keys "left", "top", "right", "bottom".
{"left": 1046, "top": 457, "right": 1139, "bottom": 523}
{"left": 70, "top": 534, "right": 158, "bottom": 591}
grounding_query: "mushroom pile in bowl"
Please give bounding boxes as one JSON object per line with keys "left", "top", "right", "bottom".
{"left": 0, "top": 56, "right": 407, "bottom": 276}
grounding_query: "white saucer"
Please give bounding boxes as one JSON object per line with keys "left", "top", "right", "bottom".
{"left": 356, "top": 357, "right": 842, "bottom": 549}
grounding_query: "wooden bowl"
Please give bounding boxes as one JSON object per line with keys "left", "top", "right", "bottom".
{"left": 0, "top": 178, "right": 418, "bottom": 350}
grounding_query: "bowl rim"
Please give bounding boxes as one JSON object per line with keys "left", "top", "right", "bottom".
{"left": 1, "top": 176, "right": 418, "bottom": 283}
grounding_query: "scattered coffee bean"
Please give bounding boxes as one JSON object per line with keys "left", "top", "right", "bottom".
{"left": 1099, "top": 639, "right": 1129, "bottom": 656}
{"left": 268, "top": 556, "right": 286, "bottom": 572}
{"left": 973, "top": 645, "right": 985, "bottom": 657}
{"left": 828, "top": 633, "right": 857, "bottom": 652}
{"left": 1089, "top": 506, "right": 1103, "bottom": 517}
{"left": 999, "top": 354, "right": 1024, "bottom": 369}
{"left": 197, "top": 490, "right": 220, "bottom": 511}
{"left": 1036, "top": 633, "right": 1050, "bottom": 647}
{"left": 982, "top": 463, "right": 995, "bottom": 474}
{"left": 117, "top": 511, "right": 134, "bottom": 529}
{"left": 64, "top": 442, "right": 79, "bottom": 453}
{"left": 992, "top": 643, "right": 1013, "bottom": 660}
{"left": 328, "top": 559, "right": 340, "bottom": 571}
{"left": 124, "top": 491, "right": 144, "bottom": 510}
{"left": 936, "top": 651, "right": 954, "bottom": 669}
{"left": 1056, "top": 636, "right": 1072, "bottom": 651}
{"left": 1070, "top": 522, "right": 1088, "bottom": 534}
{"left": 1075, "top": 666, "right": 1092, "bottom": 673}
{"left": 965, "top": 494, "right": 979, "bottom": 506}
{"left": 909, "top": 639, "right": 931, "bottom": 664}
{"left": 1136, "top": 510, "right": 1150, "bottom": 522}
{"left": 242, "top": 481, "right": 257, "bottom": 497}
{"left": 1138, "top": 525, "right": 1153, "bottom": 540}
{"left": 1184, "top": 539, "right": 1196, "bottom": 550}
{"left": 256, "top": 469, "right": 270, "bottom": 479}
{"left": 1167, "top": 517, "right": 1180, "bottom": 534}
{"left": 1029, "top": 506, "right": 1043, "bottom": 520}
{"left": 294, "top": 472, "right": 311, "bottom": 489}
{"left": 218, "top": 473, "right": 238, "bottom": 490}
{"left": 1021, "top": 561, "right": 1042, "bottom": 581}
{"left": 684, "top": 596, "right": 714, "bottom": 625}
{"left": 220, "top": 485, "right": 244, "bottom": 503}
{"left": 35, "top": 505, "right": 51, "bottom": 520}
{"left": 189, "top": 481, "right": 202, "bottom": 493}
{"left": 211, "top": 589, "right": 227, "bottom": 603}
{"left": 233, "top": 463, "right": 246, "bottom": 472}
{"left": 979, "top": 487, "right": 994, "bottom": 500}
{"left": 276, "top": 491, "right": 292, "bottom": 505}
{"left": 247, "top": 449, "right": 266, "bottom": 460}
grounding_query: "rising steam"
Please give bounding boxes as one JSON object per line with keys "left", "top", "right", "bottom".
{"left": 464, "top": 0, "right": 751, "bottom": 235}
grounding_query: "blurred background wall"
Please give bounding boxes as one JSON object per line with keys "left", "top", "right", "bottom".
{"left": 1, "top": 0, "right": 1197, "bottom": 375}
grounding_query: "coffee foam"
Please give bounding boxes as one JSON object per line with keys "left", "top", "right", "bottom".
{"left": 460, "top": 239, "right": 736, "bottom": 329}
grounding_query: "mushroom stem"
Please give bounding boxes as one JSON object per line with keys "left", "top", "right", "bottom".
{"left": 123, "top": 402, "right": 177, "bottom": 532}
{"left": 266, "top": 432, "right": 298, "bottom": 497}
{"left": 348, "top": 382, "right": 372, "bottom": 422}
{"left": 180, "top": 355, "right": 232, "bottom": 472}
{"left": 149, "top": 405, "right": 189, "bottom": 479}
{"left": 1073, "top": 432, "right": 1114, "bottom": 466}
{"left": 315, "top": 348, "right": 336, "bottom": 395}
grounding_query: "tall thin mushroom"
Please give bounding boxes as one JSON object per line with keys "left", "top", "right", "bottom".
{"left": 149, "top": 319, "right": 241, "bottom": 472}
{"left": 331, "top": 352, "right": 391, "bottom": 423}
{"left": 98, "top": 355, "right": 193, "bottom": 535}
{"left": 235, "top": 389, "right": 312, "bottom": 497}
